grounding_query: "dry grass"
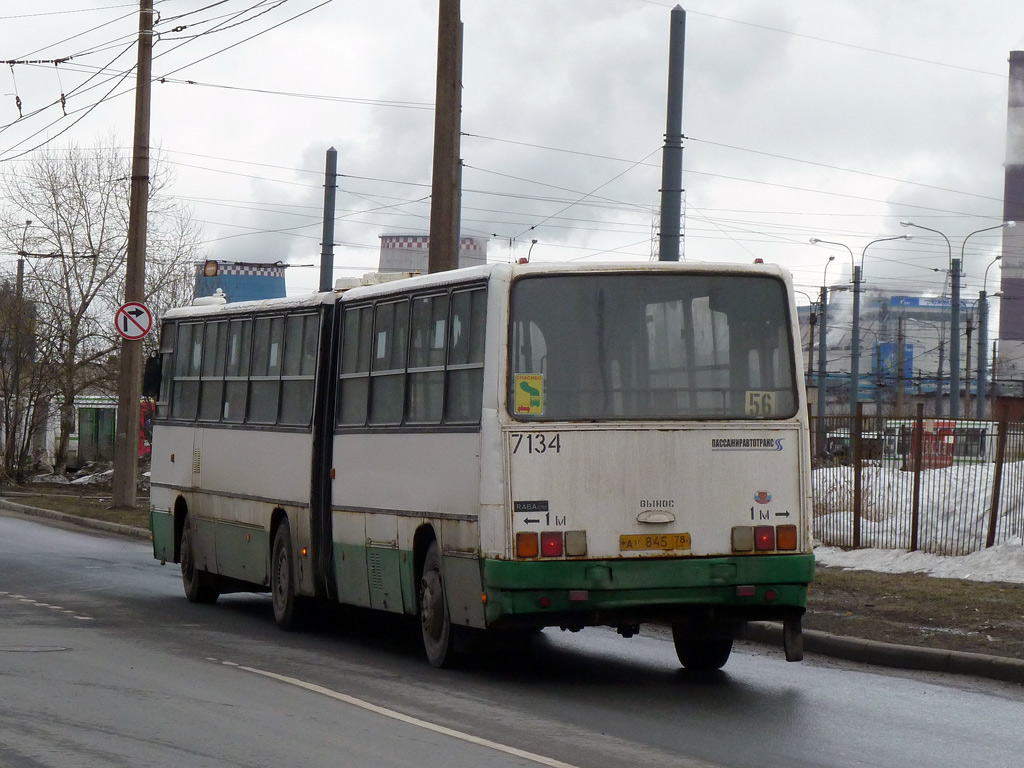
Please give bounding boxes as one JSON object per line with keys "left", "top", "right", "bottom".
{"left": 808, "top": 567, "right": 1024, "bottom": 659}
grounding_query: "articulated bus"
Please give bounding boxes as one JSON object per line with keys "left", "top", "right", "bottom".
{"left": 147, "top": 261, "right": 814, "bottom": 669}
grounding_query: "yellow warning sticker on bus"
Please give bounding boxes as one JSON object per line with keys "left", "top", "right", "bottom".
{"left": 515, "top": 374, "right": 544, "bottom": 414}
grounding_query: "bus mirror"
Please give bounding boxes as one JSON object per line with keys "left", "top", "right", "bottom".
{"left": 142, "top": 355, "right": 162, "bottom": 398}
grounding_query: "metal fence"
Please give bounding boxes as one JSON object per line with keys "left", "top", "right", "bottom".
{"left": 811, "top": 404, "right": 1024, "bottom": 555}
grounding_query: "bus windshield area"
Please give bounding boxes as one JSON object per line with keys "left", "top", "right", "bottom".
{"left": 508, "top": 272, "right": 798, "bottom": 421}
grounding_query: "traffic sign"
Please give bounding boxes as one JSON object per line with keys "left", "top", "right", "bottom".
{"left": 115, "top": 302, "right": 154, "bottom": 340}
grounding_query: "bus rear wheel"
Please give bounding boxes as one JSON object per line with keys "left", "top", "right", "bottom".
{"left": 180, "top": 513, "right": 219, "bottom": 604}
{"left": 419, "top": 540, "right": 456, "bottom": 668}
{"left": 271, "top": 520, "right": 304, "bottom": 631}
{"left": 672, "top": 622, "right": 733, "bottom": 671}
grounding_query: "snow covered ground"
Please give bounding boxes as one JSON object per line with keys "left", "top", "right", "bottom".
{"left": 813, "top": 460, "right": 1024, "bottom": 583}
{"left": 814, "top": 540, "right": 1024, "bottom": 584}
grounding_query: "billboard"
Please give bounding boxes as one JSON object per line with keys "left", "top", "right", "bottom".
{"left": 877, "top": 342, "right": 913, "bottom": 390}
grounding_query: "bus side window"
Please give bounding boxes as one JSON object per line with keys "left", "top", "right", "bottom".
{"left": 223, "top": 318, "right": 252, "bottom": 423}
{"left": 198, "top": 321, "right": 227, "bottom": 422}
{"left": 407, "top": 294, "right": 448, "bottom": 424}
{"left": 155, "top": 321, "right": 175, "bottom": 418}
{"left": 249, "top": 316, "right": 284, "bottom": 424}
{"left": 171, "top": 322, "right": 203, "bottom": 420}
{"left": 338, "top": 305, "right": 372, "bottom": 426}
{"left": 280, "top": 313, "right": 318, "bottom": 426}
{"left": 445, "top": 287, "right": 486, "bottom": 424}
{"left": 369, "top": 299, "right": 409, "bottom": 426}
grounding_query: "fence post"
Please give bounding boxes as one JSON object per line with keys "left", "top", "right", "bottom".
{"left": 986, "top": 419, "right": 1008, "bottom": 548}
{"left": 853, "top": 402, "right": 863, "bottom": 548}
{"left": 910, "top": 402, "right": 924, "bottom": 552}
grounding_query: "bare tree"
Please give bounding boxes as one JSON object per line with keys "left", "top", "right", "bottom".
{"left": 0, "top": 135, "right": 204, "bottom": 475}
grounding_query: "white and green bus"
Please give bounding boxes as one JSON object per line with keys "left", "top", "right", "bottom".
{"left": 147, "top": 261, "right": 814, "bottom": 669}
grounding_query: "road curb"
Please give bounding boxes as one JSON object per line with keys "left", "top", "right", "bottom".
{"left": 0, "top": 497, "right": 151, "bottom": 541}
{"left": 743, "top": 621, "right": 1024, "bottom": 685}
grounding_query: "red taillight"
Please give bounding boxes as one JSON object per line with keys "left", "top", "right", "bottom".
{"left": 540, "top": 531, "right": 563, "bottom": 557}
{"left": 754, "top": 526, "right": 775, "bottom": 551}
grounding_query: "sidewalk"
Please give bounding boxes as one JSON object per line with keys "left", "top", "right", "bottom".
{"left": 2, "top": 495, "right": 1022, "bottom": 685}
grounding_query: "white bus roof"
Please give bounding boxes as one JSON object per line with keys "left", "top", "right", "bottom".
{"left": 160, "top": 260, "right": 792, "bottom": 320}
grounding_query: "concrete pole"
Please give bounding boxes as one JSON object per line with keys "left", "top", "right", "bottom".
{"left": 851, "top": 264, "right": 861, "bottom": 418}
{"left": 950, "top": 257, "right": 961, "bottom": 418}
{"left": 658, "top": 5, "right": 685, "bottom": 262}
{"left": 978, "top": 290, "right": 989, "bottom": 418}
{"left": 815, "top": 285, "right": 828, "bottom": 456}
{"left": 112, "top": 0, "right": 153, "bottom": 509}
{"left": 319, "top": 147, "right": 337, "bottom": 292}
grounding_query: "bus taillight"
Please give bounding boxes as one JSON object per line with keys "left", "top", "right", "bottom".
{"left": 516, "top": 532, "right": 539, "bottom": 558}
{"left": 754, "top": 526, "right": 775, "bottom": 551}
{"left": 540, "top": 531, "right": 563, "bottom": 557}
{"left": 776, "top": 525, "right": 798, "bottom": 551}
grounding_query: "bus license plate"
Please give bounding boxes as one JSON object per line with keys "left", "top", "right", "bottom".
{"left": 619, "top": 533, "right": 691, "bottom": 552}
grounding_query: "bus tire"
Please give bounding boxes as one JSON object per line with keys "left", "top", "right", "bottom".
{"left": 180, "top": 514, "right": 219, "bottom": 604}
{"left": 672, "top": 622, "right": 733, "bottom": 671}
{"left": 419, "top": 540, "right": 456, "bottom": 668}
{"left": 271, "top": 520, "right": 303, "bottom": 631}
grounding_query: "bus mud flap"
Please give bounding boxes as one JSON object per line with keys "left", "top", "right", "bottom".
{"left": 783, "top": 616, "right": 804, "bottom": 662}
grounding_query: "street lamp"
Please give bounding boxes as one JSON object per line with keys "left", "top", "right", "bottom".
{"left": 900, "top": 220, "right": 958, "bottom": 415}
{"left": 977, "top": 253, "right": 1005, "bottom": 418}
{"left": 861, "top": 235, "right": 912, "bottom": 415}
{"left": 811, "top": 238, "right": 859, "bottom": 417}
{"left": 795, "top": 290, "right": 817, "bottom": 384}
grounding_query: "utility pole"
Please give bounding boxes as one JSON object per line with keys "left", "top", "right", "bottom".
{"left": 806, "top": 307, "right": 817, "bottom": 383}
{"left": 978, "top": 290, "right": 990, "bottom": 419}
{"left": 658, "top": 5, "right": 685, "bottom": 262}
{"left": 319, "top": 147, "right": 337, "bottom": 292}
{"left": 950, "top": 257, "right": 962, "bottom": 418}
{"left": 896, "top": 317, "right": 905, "bottom": 417}
{"left": 428, "top": 0, "right": 462, "bottom": 273}
{"left": 815, "top": 285, "right": 828, "bottom": 456}
{"left": 965, "top": 315, "right": 973, "bottom": 417}
{"left": 935, "top": 327, "right": 945, "bottom": 417}
{"left": 112, "top": 0, "right": 153, "bottom": 508}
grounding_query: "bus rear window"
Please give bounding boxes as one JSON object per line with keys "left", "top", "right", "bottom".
{"left": 508, "top": 273, "right": 798, "bottom": 420}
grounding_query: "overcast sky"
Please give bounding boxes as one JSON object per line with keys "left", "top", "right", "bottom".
{"left": 4, "top": 0, "right": 1024, "bottom": 299}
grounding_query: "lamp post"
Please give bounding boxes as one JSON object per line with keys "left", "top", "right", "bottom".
{"left": 795, "top": 290, "right": 817, "bottom": 384}
{"left": 978, "top": 254, "right": 1003, "bottom": 418}
{"left": 861, "top": 235, "right": 912, "bottom": 415}
{"left": 815, "top": 254, "right": 835, "bottom": 456}
{"left": 811, "top": 238, "right": 858, "bottom": 417}
{"left": 901, "top": 220, "right": 956, "bottom": 415}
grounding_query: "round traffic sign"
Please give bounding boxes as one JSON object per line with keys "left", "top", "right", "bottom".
{"left": 115, "top": 301, "right": 154, "bottom": 340}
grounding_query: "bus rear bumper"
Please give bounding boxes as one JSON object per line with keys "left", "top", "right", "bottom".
{"left": 480, "top": 553, "right": 814, "bottom": 630}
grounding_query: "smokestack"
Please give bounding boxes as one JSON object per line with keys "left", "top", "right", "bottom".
{"left": 997, "top": 51, "right": 1024, "bottom": 381}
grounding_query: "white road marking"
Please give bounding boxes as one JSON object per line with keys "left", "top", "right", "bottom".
{"left": 230, "top": 662, "right": 582, "bottom": 768}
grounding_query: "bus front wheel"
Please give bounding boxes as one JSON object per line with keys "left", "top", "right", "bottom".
{"left": 419, "top": 540, "right": 456, "bottom": 668}
{"left": 271, "top": 520, "right": 303, "bottom": 631}
{"left": 672, "top": 622, "right": 733, "bottom": 671}
{"left": 180, "top": 514, "right": 219, "bottom": 604}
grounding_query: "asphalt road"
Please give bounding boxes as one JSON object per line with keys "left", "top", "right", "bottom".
{"left": 2, "top": 511, "right": 1023, "bottom": 768}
